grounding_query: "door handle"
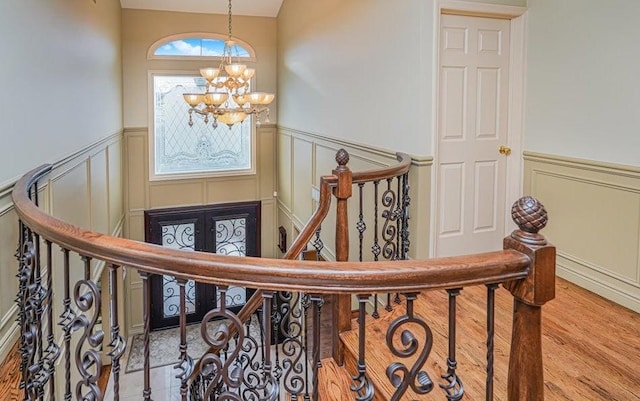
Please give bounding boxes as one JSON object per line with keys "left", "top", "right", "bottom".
{"left": 498, "top": 145, "right": 511, "bottom": 156}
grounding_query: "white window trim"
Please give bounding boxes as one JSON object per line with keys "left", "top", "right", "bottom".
{"left": 147, "top": 32, "right": 257, "bottom": 62}
{"left": 147, "top": 70, "right": 257, "bottom": 182}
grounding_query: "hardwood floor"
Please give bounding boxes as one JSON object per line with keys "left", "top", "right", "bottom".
{"left": 0, "top": 342, "right": 22, "bottom": 401}
{"left": 336, "top": 277, "right": 640, "bottom": 400}
{"left": 2, "top": 277, "right": 638, "bottom": 400}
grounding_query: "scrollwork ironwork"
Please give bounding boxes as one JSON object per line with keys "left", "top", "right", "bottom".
{"left": 400, "top": 172, "right": 411, "bottom": 260}
{"left": 71, "top": 273, "right": 105, "bottom": 401}
{"left": 381, "top": 178, "right": 398, "bottom": 261}
{"left": 215, "top": 218, "right": 247, "bottom": 256}
{"left": 199, "top": 287, "right": 246, "bottom": 401}
{"left": 279, "top": 291, "right": 306, "bottom": 398}
{"left": 108, "top": 264, "right": 126, "bottom": 401}
{"left": 385, "top": 293, "right": 434, "bottom": 401}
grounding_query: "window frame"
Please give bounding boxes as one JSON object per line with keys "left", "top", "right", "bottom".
{"left": 147, "top": 70, "right": 257, "bottom": 182}
{"left": 147, "top": 32, "right": 257, "bottom": 62}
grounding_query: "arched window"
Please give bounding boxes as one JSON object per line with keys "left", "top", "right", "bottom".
{"left": 147, "top": 33, "right": 259, "bottom": 180}
{"left": 147, "top": 33, "right": 256, "bottom": 61}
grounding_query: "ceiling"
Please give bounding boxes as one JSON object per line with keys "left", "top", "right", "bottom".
{"left": 120, "top": 0, "right": 284, "bottom": 18}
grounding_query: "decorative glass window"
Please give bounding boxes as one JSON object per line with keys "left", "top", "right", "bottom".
{"left": 155, "top": 38, "right": 250, "bottom": 58}
{"left": 151, "top": 74, "right": 253, "bottom": 179}
{"left": 147, "top": 33, "right": 256, "bottom": 61}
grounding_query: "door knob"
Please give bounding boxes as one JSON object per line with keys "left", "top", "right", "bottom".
{"left": 498, "top": 145, "right": 511, "bottom": 156}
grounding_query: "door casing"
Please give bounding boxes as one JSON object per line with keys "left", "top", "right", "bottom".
{"left": 431, "top": 1, "right": 527, "bottom": 256}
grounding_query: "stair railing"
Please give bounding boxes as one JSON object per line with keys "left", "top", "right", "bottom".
{"left": 12, "top": 149, "right": 554, "bottom": 401}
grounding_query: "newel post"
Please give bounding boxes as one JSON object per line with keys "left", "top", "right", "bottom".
{"left": 503, "top": 196, "right": 556, "bottom": 401}
{"left": 332, "top": 149, "right": 353, "bottom": 365}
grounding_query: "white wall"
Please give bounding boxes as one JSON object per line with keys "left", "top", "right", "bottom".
{"left": 277, "top": 0, "right": 527, "bottom": 157}
{"left": 0, "top": 0, "right": 123, "bottom": 185}
{"left": 525, "top": 0, "right": 640, "bottom": 166}
{"left": 278, "top": 0, "right": 433, "bottom": 156}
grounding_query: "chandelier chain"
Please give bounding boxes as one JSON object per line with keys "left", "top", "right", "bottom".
{"left": 228, "top": 0, "right": 233, "bottom": 41}
{"left": 182, "top": 0, "right": 274, "bottom": 128}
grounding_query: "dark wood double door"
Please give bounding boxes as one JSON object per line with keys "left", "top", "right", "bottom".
{"left": 145, "top": 201, "right": 260, "bottom": 330}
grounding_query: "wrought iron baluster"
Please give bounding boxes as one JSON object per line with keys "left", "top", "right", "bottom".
{"left": 59, "top": 248, "right": 74, "bottom": 401}
{"left": 238, "top": 310, "right": 269, "bottom": 401}
{"left": 372, "top": 180, "right": 380, "bottom": 262}
{"left": 139, "top": 272, "right": 152, "bottom": 401}
{"left": 17, "top": 226, "right": 38, "bottom": 400}
{"left": 371, "top": 294, "right": 380, "bottom": 319}
{"left": 357, "top": 183, "right": 366, "bottom": 262}
{"left": 280, "top": 291, "right": 305, "bottom": 400}
{"left": 386, "top": 293, "right": 393, "bottom": 312}
{"left": 381, "top": 178, "right": 397, "bottom": 261}
{"left": 351, "top": 294, "right": 374, "bottom": 401}
{"left": 400, "top": 172, "right": 411, "bottom": 260}
{"left": 15, "top": 220, "right": 26, "bottom": 399}
{"left": 174, "top": 278, "right": 193, "bottom": 401}
{"left": 33, "top": 233, "right": 44, "bottom": 401}
{"left": 44, "top": 240, "right": 60, "bottom": 401}
{"left": 312, "top": 226, "right": 324, "bottom": 258}
{"left": 272, "top": 294, "right": 282, "bottom": 385}
{"left": 440, "top": 288, "right": 464, "bottom": 400}
{"left": 260, "top": 291, "right": 278, "bottom": 401}
{"left": 310, "top": 294, "right": 324, "bottom": 401}
{"left": 199, "top": 286, "right": 245, "bottom": 401}
{"left": 486, "top": 283, "right": 499, "bottom": 401}
{"left": 72, "top": 256, "right": 104, "bottom": 401}
{"left": 108, "top": 264, "right": 126, "bottom": 401}
{"left": 395, "top": 176, "right": 402, "bottom": 260}
{"left": 386, "top": 293, "right": 434, "bottom": 401}
{"left": 302, "top": 294, "right": 311, "bottom": 401}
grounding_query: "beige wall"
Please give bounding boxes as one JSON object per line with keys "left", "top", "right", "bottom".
{"left": 0, "top": 134, "right": 125, "bottom": 364}
{"left": 120, "top": 9, "right": 278, "bottom": 334}
{"left": 523, "top": 0, "right": 640, "bottom": 311}
{"left": 0, "top": 0, "right": 123, "bottom": 364}
{"left": 277, "top": 127, "right": 433, "bottom": 262}
{"left": 0, "top": 0, "right": 123, "bottom": 185}
{"left": 524, "top": 153, "right": 640, "bottom": 312}
{"left": 525, "top": 0, "right": 640, "bottom": 166}
{"left": 122, "top": 9, "right": 277, "bottom": 128}
{"left": 123, "top": 126, "right": 277, "bottom": 334}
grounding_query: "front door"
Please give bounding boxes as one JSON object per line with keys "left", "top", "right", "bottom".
{"left": 145, "top": 201, "right": 260, "bottom": 330}
{"left": 435, "top": 14, "right": 512, "bottom": 257}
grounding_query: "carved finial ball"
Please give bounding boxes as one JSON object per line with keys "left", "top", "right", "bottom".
{"left": 511, "top": 196, "right": 548, "bottom": 234}
{"left": 335, "top": 148, "right": 350, "bottom": 167}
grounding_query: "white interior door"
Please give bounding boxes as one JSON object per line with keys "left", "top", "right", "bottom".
{"left": 436, "top": 14, "right": 511, "bottom": 257}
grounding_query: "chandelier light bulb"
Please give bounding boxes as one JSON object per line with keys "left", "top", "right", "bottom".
{"left": 199, "top": 68, "right": 220, "bottom": 82}
{"left": 183, "top": 0, "right": 275, "bottom": 128}
{"left": 183, "top": 94, "right": 203, "bottom": 107}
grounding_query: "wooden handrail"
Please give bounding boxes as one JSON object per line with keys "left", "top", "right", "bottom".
{"left": 13, "top": 164, "right": 530, "bottom": 295}
{"left": 351, "top": 152, "right": 411, "bottom": 183}
{"left": 13, "top": 155, "right": 555, "bottom": 401}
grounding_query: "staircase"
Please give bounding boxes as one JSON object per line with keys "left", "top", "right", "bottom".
{"left": 317, "top": 286, "right": 516, "bottom": 401}
{"left": 12, "top": 151, "right": 555, "bottom": 401}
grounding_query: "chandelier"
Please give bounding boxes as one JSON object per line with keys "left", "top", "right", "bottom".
{"left": 182, "top": 0, "right": 275, "bottom": 128}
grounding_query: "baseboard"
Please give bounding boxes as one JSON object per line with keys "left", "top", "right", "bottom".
{"left": 557, "top": 259, "right": 640, "bottom": 314}
{"left": 0, "top": 316, "right": 20, "bottom": 364}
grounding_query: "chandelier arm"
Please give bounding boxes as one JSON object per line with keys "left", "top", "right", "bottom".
{"left": 182, "top": 0, "right": 274, "bottom": 128}
{"left": 190, "top": 107, "right": 213, "bottom": 117}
